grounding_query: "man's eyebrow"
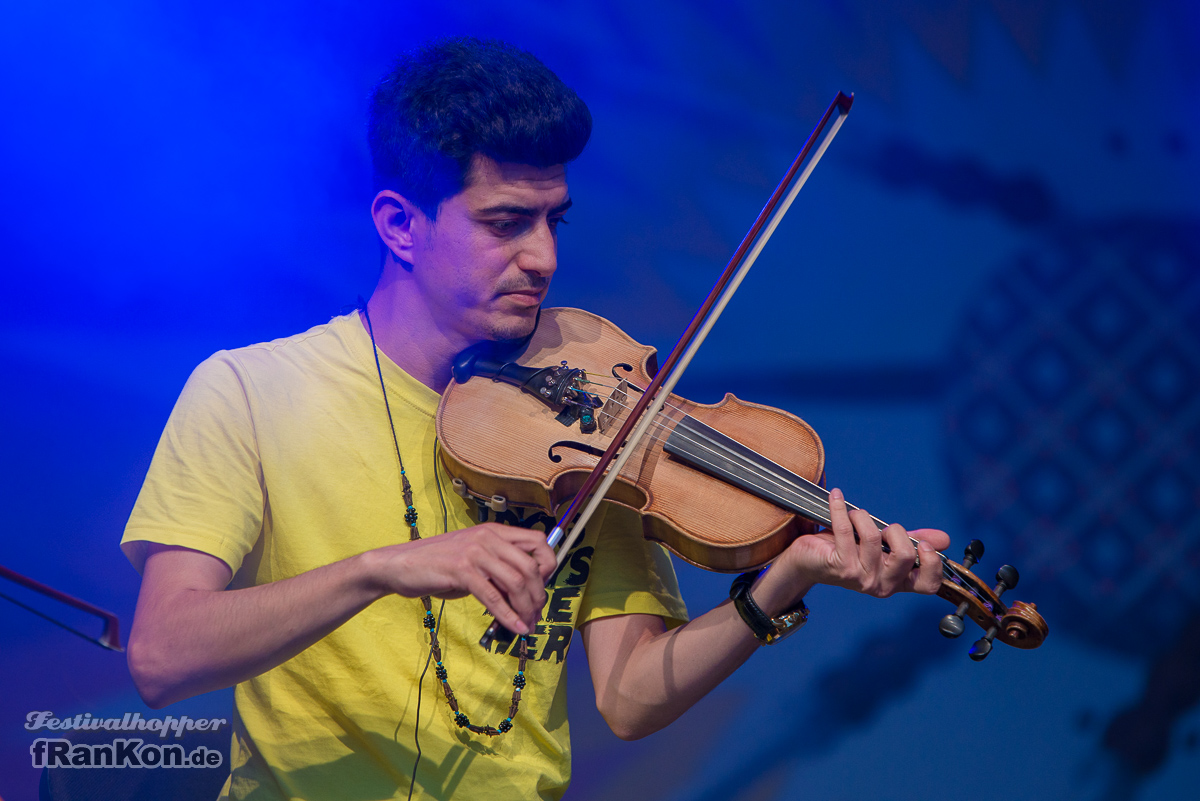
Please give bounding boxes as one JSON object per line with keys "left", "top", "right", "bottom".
{"left": 476, "top": 198, "right": 573, "bottom": 216}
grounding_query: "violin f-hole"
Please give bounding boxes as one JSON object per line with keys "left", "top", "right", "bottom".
{"left": 548, "top": 440, "right": 607, "bottom": 463}
{"left": 611, "top": 363, "right": 634, "bottom": 380}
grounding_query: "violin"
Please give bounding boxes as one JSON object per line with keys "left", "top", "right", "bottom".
{"left": 437, "top": 308, "right": 1048, "bottom": 660}
{"left": 437, "top": 91, "right": 1047, "bottom": 660}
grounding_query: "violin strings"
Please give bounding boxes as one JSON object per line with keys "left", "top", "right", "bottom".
{"left": 564, "top": 379, "right": 972, "bottom": 594}
{"left": 594, "top": 391, "right": 854, "bottom": 522}
{"left": 652, "top": 437, "right": 957, "bottom": 583}
{"left": 577, "top": 383, "right": 958, "bottom": 581}
{"left": 589, "top": 387, "right": 873, "bottom": 519}
{"left": 546, "top": 373, "right": 966, "bottom": 587}
{"left": 536, "top": 378, "right": 982, "bottom": 607}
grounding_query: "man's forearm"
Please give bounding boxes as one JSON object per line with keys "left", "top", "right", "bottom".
{"left": 128, "top": 521, "right": 558, "bottom": 709}
{"left": 584, "top": 494, "right": 950, "bottom": 741}
{"left": 128, "top": 547, "right": 385, "bottom": 708}
{"left": 584, "top": 568, "right": 811, "bottom": 740}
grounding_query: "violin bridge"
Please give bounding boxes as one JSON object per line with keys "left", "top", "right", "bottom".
{"left": 598, "top": 380, "right": 630, "bottom": 435}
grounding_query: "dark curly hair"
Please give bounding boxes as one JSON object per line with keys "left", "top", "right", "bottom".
{"left": 368, "top": 37, "right": 592, "bottom": 218}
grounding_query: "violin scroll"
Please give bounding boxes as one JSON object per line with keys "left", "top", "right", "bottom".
{"left": 936, "top": 541, "right": 1048, "bottom": 660}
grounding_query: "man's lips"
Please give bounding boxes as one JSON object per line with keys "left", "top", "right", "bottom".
{"left": 497, "top": 287, "right": 545, "bottom": 304}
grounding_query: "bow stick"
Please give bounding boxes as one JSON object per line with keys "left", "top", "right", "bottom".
{"left": 0, "top": 563, "right": 124, "bottom": 651}
{"left": 480, "top": 92, "right": 853, "bottom": 648}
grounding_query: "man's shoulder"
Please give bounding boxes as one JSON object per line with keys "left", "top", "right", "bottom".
{"left": 181, "top": 313, "right": 368, "bottom": 401}
{"left": 229, "top": 313, "right": 359, "bottom": 361}
{"left": 204, "top": 313, "right": 363, "bottom": 374}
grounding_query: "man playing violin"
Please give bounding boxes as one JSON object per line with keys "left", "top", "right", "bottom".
{"left": 122, "top": 37, "right": 950, "bottom": 800}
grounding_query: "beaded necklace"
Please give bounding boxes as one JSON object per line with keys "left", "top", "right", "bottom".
{"left": 360, "top": 301, "right": 529, "bottom": 737}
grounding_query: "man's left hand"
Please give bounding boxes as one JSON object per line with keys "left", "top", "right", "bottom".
{"left": 756, "top": 487, "right": 952, "bottom": 615}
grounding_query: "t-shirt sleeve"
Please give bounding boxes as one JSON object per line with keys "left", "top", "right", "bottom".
{"left": 121, "top": 352, "right": 264, "bottom": 578}
{"left": 576, "top": 504, "right": 689, "bottom": 629}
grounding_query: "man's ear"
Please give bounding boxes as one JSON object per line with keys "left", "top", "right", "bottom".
{"left": 371, "top": 190, "right": 426, "bottom": 265}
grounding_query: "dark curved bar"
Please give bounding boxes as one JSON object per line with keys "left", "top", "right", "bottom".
{"left": 0, "top": 563, "right": 124, "bottom": 651}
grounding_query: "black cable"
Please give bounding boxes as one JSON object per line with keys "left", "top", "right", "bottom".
{"left": 358, "top": 297, "right": 454, "bottom": 801}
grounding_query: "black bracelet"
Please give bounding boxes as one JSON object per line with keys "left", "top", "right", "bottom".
{"left": 730, "top": 569, "right": 809, "bottom": 644}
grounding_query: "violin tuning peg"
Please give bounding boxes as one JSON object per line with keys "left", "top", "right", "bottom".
{"left": 969, "top": 626, "right": 999, "bottom": 661}
{"left": 995, "top": 564, "right": 1019, "bottom": 593}
{"left": 969, "top": 638, "right": 993, "bottom": 661}
{"left": 963, "top": 539, "right": 985, "bottom": 570}
{"left": 939, "top": 610, "right": 966, "bottom": 638}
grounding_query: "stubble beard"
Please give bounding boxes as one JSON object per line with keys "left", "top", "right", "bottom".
{"left": 482, "top": 308, "right": 540, "bottom": 344}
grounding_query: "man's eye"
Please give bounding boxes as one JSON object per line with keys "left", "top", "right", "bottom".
{"left": 549, "top": 217, "right": 570, "bottom": 228}
{"left": 490, "top": 220, "right": 519, "bottom": 233}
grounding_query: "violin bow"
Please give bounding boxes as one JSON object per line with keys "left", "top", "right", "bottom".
{"left": 0, "top": 563, "right": 124, "bottom": 651}
{"left": 480, "top": 92, "right": 854, "bottom": 647}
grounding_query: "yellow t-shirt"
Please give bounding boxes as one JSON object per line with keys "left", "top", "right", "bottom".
{"left": 122, "top": 312, "right": 688, "bottom": 801}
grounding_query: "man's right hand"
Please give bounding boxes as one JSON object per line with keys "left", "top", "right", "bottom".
{"left": 365, "top": 522, "right": 557, "bottom": 634}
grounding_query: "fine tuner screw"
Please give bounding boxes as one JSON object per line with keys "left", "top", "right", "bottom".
{"left": 938, "top": 540, "right": 986, "bottom": 639}
{"left": 968, "top": 565, "right": 1020, "bottom": 662}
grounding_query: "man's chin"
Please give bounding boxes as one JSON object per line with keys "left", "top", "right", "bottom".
{"left": 481, "top": 307, "right": 541, "bottom": 343}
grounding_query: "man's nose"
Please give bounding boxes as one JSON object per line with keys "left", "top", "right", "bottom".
{"left": 519, "top": 220, "right": 558, "bottom": 277}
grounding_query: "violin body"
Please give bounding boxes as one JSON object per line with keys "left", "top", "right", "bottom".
{"left": 437, "top": 307, "right": 825, "bottom": 572}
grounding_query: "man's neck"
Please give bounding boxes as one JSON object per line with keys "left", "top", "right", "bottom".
{"left": 360, "top": 270, "right": 462, "bottom": 395}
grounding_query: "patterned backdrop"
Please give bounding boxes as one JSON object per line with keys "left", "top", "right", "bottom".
{"left": 946, "top": 219, "right": 1200, "bottom": 656}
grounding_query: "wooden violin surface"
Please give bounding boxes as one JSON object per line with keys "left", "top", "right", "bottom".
{"left": 439, "top": 307, "right": 1048, "bottom": 657}
{"left": 437, "top": 307, "right": 825, "bottom": 572}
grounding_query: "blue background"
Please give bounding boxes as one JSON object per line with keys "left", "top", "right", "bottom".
{"left": 2, "top": 1, "right": 1198, "bottom": 799}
